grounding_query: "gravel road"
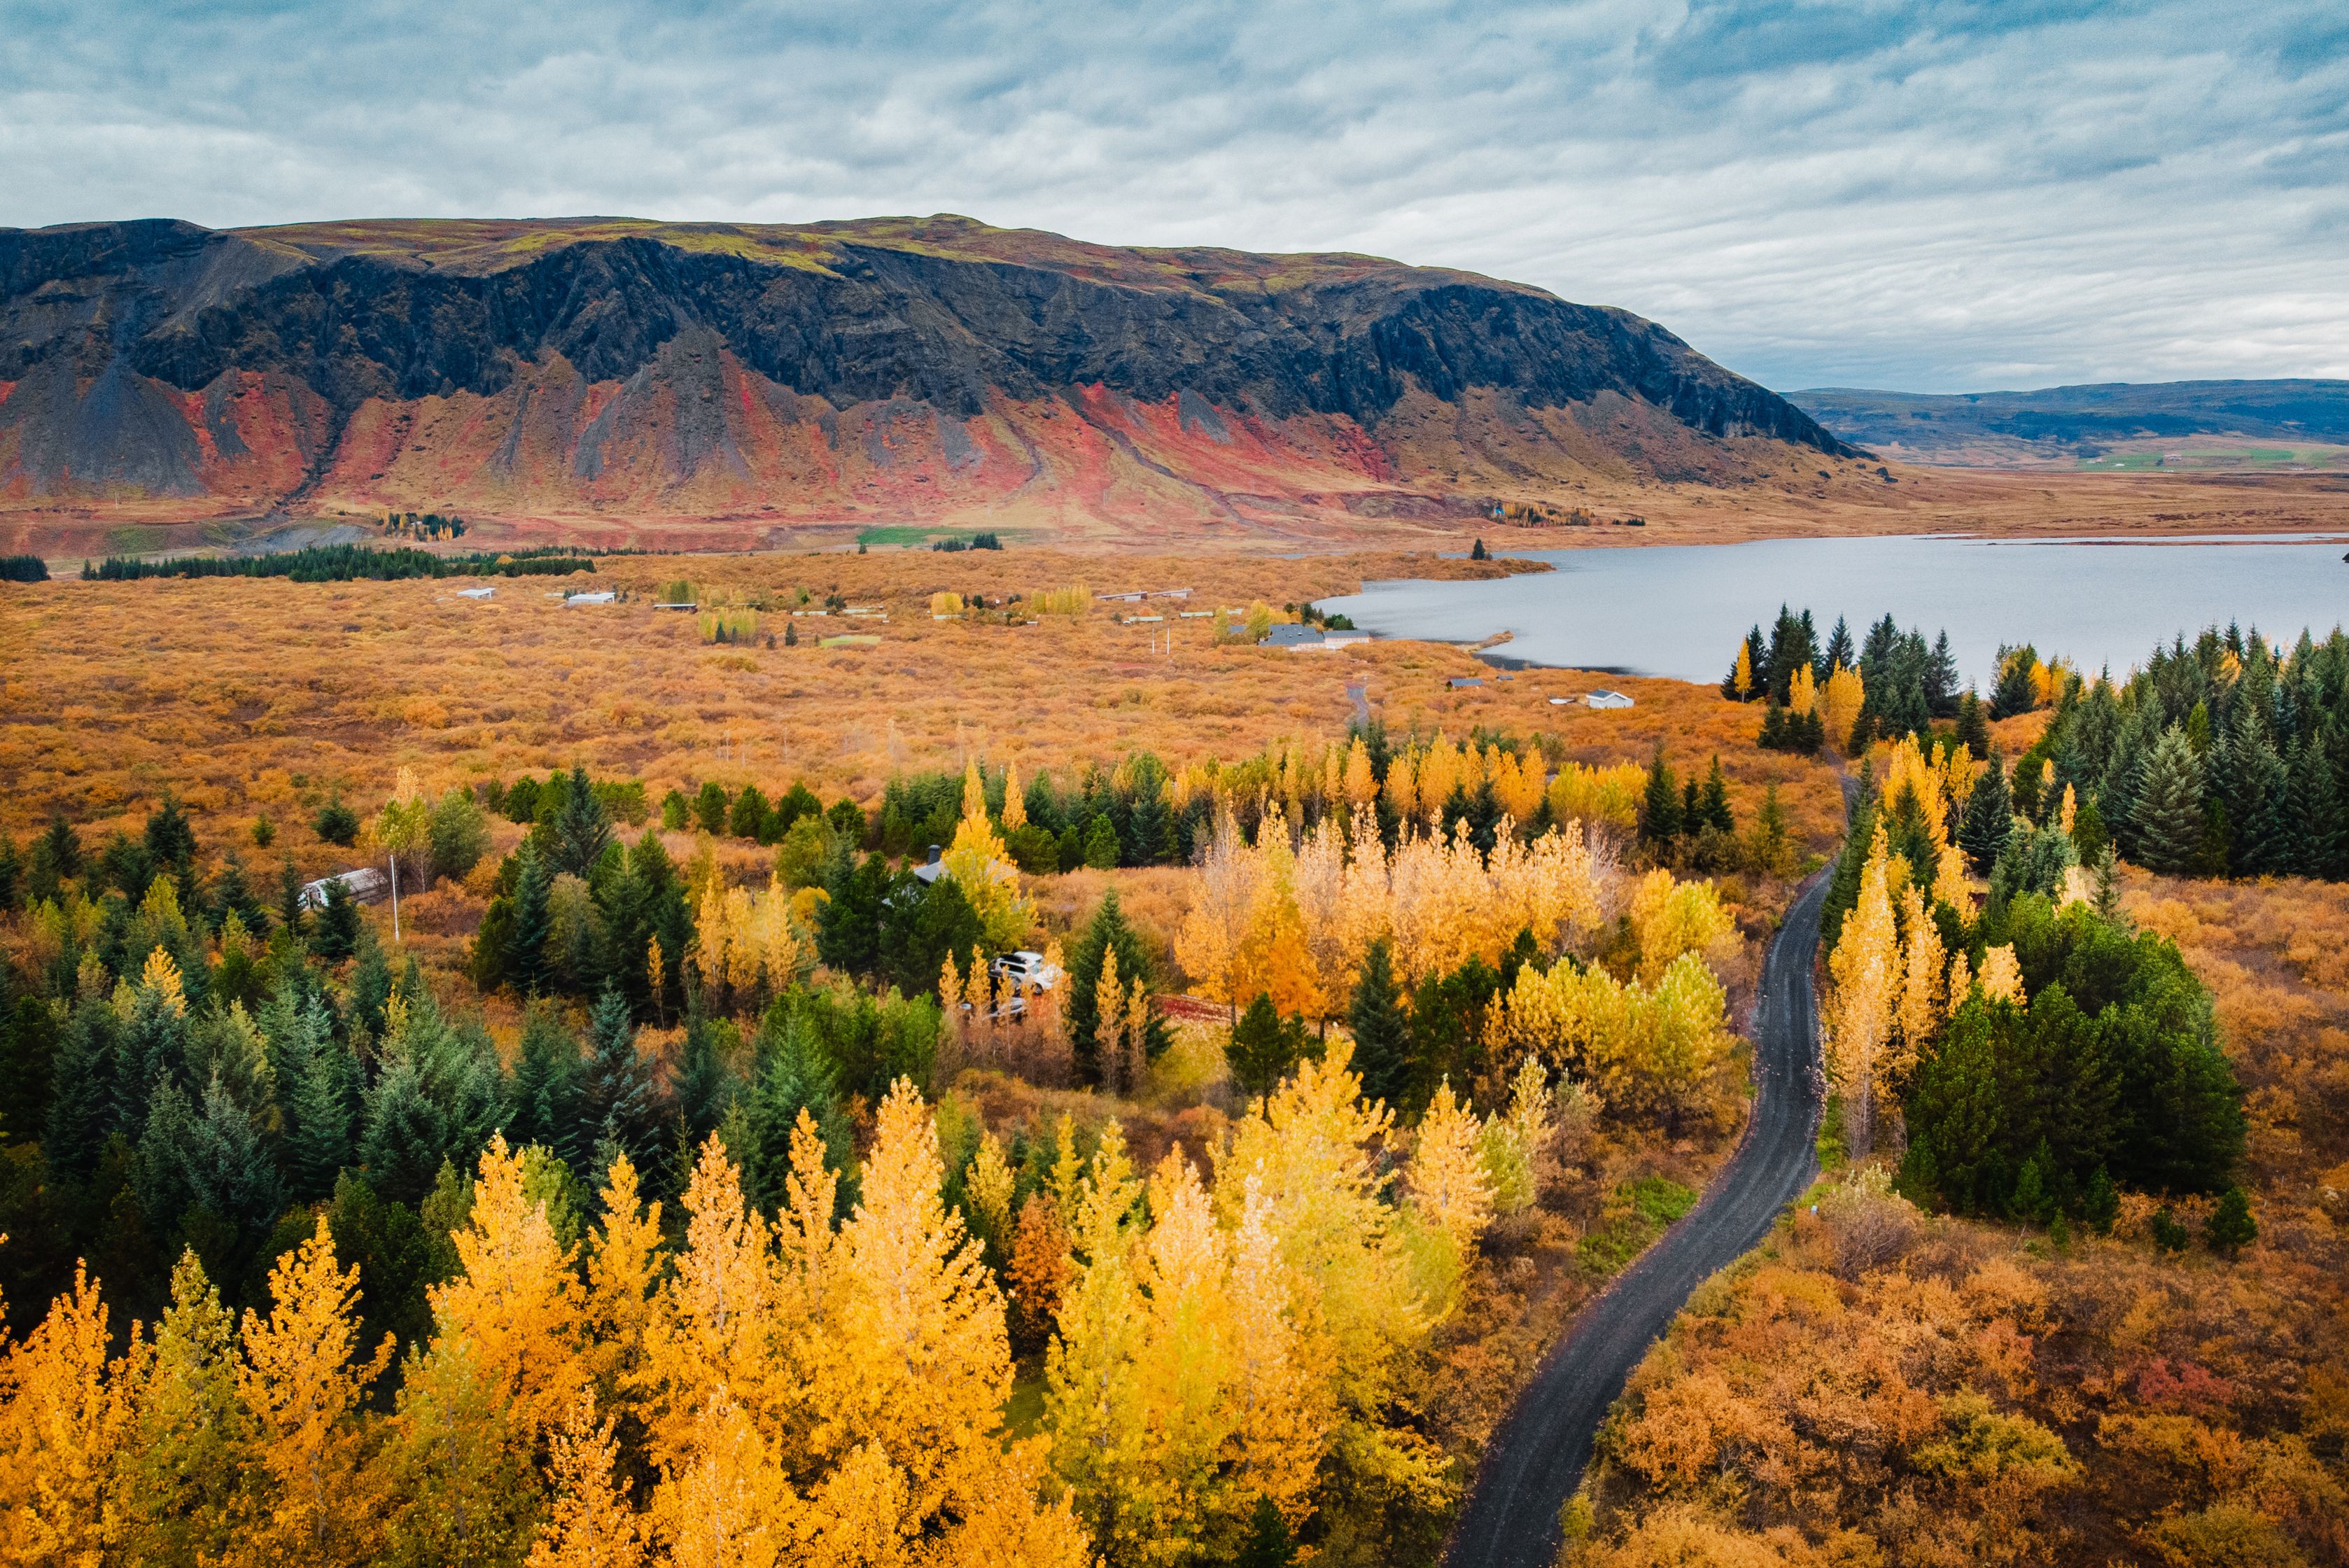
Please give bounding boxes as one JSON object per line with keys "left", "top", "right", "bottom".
{"left": 1445, "top": 868, "right": 1829, "bottom": 1568}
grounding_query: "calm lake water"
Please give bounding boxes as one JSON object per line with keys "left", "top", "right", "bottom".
{"left": 1316, "top": 535, "right": 2349, "bottom": 686}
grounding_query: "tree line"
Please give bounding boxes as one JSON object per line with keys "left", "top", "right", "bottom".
{"left": 80, "top": 545, "right": 599, "bottom": 582}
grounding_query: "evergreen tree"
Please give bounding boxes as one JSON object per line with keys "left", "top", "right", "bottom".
{"left": 281, "top": 1004, "right": 358, "bottom": 1203}
{"left": 1698, "top": 756, "right": 1734, "bottom": 834}
{"left": 0, "top": 985, "right": 57, "bottom": 1147}
{"left": 1955, "top": 690, "right": 1990, "bottom": 757}
{"left": 575, "top": 985, "right": 663, "bottom": 1188}
{"left": 673, "top": 1014, "right": 738, "bottom": 1147}
{"left": 45, "top": 1000, "right": 120, "bottom": 1180}
{"left": 2289, "top": 734, "right": 2346, "bottom": 878}
{"left": 2205, "top": 1186, "right": 2257, "bottom": 1255}
{"left": 2133, "top": 727, "right": 2208, "bottom": 876}
{"left": 1958, "top": 753, "right": 2014, "bottom": 872}
{"left": 1082, "top": 814, "right": 1119, "bottom": 869}
{"left": 1817, "top": 615, "right": 1853, "bottom": 683}
{"left": 734, "top": 1010, "right": 848, "bottom": 1214}
{"left": 276, "top": 854, "right": 307, "bottom": 941}
{"left": 1989, "top": 648, "right": 2038, "bottom": 720}
{"left": 0, "top": 835, "right": 22, "bottom": 913}
{"left": 692, "top": 781, "right": 731, "bottom": 835}
{"left": 1226, "top": 993, "right": 1308, "bottom": 1100}
{"left": 1346, "top": 939, "right": 1413, "bottom": 1114}
{"left": 504, "top": 1007, "right": 584, "bottom": 1168}
{"left": 2218, "top": 705, "right": 2290, "bottom": 876}
{"left": 1639, "top": 746, "right": 1682, "bottom": 848}
{"left": 553, "top": 764, "right": 613, "bottom": 878}
{"left": 135, "top": 1077, "right": 201, "bottom": 1231}
{"left": 728, "top": 784, "right": 771, "bottom": 842}
{"left": 1924, "top": 631, "right": 1961, "bottom": 717}
{"left": 179, "top": 1074, "right": 286, "bottom": 1244}
{"left": 361, "top": 1056, "right": 449, "bottom": 1206}
{"left": 36, "top": 810, "right": 85, "bottom": 888}
{"left": 506, "top": 844, "right": 554, "bottom": 994}
{"left": 314, "top": 878, "right": 362, "bottom": 962}
{"left": 144, "top": 792, "right": 199, "bottom": 880}
{"left": 818, "top": 851, "right": 890, "bottom": 974}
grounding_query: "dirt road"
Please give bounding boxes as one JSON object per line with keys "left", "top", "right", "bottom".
{"left": 1445, "top": 869, "right": 1829, "bottom": 1568}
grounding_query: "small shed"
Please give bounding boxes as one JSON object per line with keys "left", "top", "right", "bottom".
{"left": 566, "top": 591, "right": 617, "bottom": 606}
{"left": 1586, "top": 690, "right": 1635, "bottom": 709}
{"left": 1448, "top": 676, "right": 1483, "bottom": 689}
{"left": 455, "top": 586, "right": 496, "bottom": 600}
{"left": 300, "top": 867, "right": 388, "bottom": 910}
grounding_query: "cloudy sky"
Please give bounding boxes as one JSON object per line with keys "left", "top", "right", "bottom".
{"left": 3, "top": 0, "right": 2344, "bottom": 392}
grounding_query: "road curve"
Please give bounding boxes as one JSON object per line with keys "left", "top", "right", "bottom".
{"left": 1445, "top": 868, "right": 1830, "bottom": 1568}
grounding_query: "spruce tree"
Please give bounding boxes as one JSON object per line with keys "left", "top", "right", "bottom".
{"left": 1699, "top": 757, "right": 1734, "bottom": 834}
{"left": 360, "top": 1056, "right": 449, "bottom": 1206}
{"left": 1958, "top": 754, "right": 2013, "bottom": 872}
{"left": 1227, "top": 993, "right": 1307, "bottom": 1100}
{"left": 504, "top": 1005, "right": 584, "bottom": 1166}
{"left": 554, "top": 764, "right": 614, "bottom": 877}
{"left": 2220, "top": 707, "right": 2290, "bottom": 877}
{"left": 2205, "top": 1186, "right": 2257, "bottom": 1255}
{"left": 505, "top": 844, "right": 553, "bottom": 994}
{"left": 314, "top": 878, "right": 362, "bottom": 962}
{"left": 673, "top": 1014, "right": 739, "bottom": 1147}
{"left": 577, "top": 985, "right": 663, "bottom": 1186}
{"left": 1346, "top": 939, "right": 1413, "bottom": 1114}
{"left": 143, "top": 792, "right": 199, "bottom": 880}
{"left": 181, "top": 1075, "right": 286, "bottom": 1242}
{"left": 1817, "top": 615, "right": 1853, "bottom": 684}
{"left": 1955, "top": 691, "right": 1990, "bottom": 758}
{"left": 281, "top": 1008, "right": 358, "bottom": 1202}
{"left": 1639, "top": 746, "right": 1682, "bottom": 848}
{"left": 2290, "top": 734, "right": 2346, "bottom": 878}
{"left": 2133, "top": 727, "right": 2208, "bottom": 876}
{"left": 0, "top": 835, "right": 20, "bottom": 913}
{"left": 736, "top": 1011, "right": 848, "bottom": 1214}
{"left": 0, "top": 984, "right": 56, "bottom": 1148}
{"left": 275, "top": 854, "right": 307, "bottom": 940}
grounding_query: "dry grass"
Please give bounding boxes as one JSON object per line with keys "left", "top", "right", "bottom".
{"left": 0, "top": 548, "right": 1849, "bottom": 889}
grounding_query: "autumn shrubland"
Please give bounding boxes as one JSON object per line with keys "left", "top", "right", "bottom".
{"left": 0, "top": 546, "right": 1863, "bottom": 1567}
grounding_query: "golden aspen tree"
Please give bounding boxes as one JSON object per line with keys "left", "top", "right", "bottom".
{"left": 944, "top": 769, "right": 1035, "bottom": 953}
{"left": 1732, "top": 640, "right": 1754, "bottom": 700}
{"left": 1417, "top": 736, "right": 1462, "bottom": 823}
{"left": 2057, "top": 783, "right": 2077, "bottom": 836}
{"left": 1408, "top": 1082, "right": 1494, "bottom": 1306}
{"left": 234, "top": 1217, "right": 395, "bottom": 1567}
{"left": 1001, "top": 762, "right": 1026, "bottom": 830}
{"left": 1222, "top": 1176, "right": 1326, "bottom": 1530}
{"left": 1979, "top": 944, "right": 2024, "bottom": 1004}
{"left": 1126, "top": 1152, "right": 1244, "bottom": 1564}
{"left": 430, "top": 1135, "right": 585, "bottom": 1444}
{"left": 1233, "top": 816, "right": 1320, "bottom": 1021}
{"left": 1787, "top": 661, "right": 1816, "bottom": 715}
{"left": 1627, "top": 869, "right": 1734, "bottom": 985}
{"left": 1218, "top": 1040, "right": 1449, "bottom": 1510}
{"left": 1546, "top": 761, "right": 1646, "bottom": 832}
{"left": 387, "top": 1330, "right": 537, "bottom": 1568}
{"left": 1045, "top": 1124, "right": 1149, "bottom": 1558}
{"left": 1317, "top": 743, "right": 1344, "bottom": 817}
{"left": 1175, "top": 808, "right": 1256, "bottom": 1018}
{"left": 1494, "top": 749, "right": 1547, "bottom": 825}
{"left": 1821, "top": 665, "right": 1865, "bottom": 752}
{"left": 1893, "top": 885, "right": 1944, "bottom": 1073}
{"left": 1291, "top": 816, "right": 1353, "bottom": 1010}
{"left": 1944, "top": 950, "right": 1975, "bottom": 1016}
{"left": 1006, "top": 1194, "right": 1074, "bottom": 1352}
{"left": 1825, "top": 827, "right": 1899, "bottom": 1157}
{"left": 1342, "top": 737, "right": 1378, "bottom": 811}
{"left": 1478, "top": 1055, "right": 1557, "bottom": 1217}
{"left": 1932, "top": 842, "right": 1976, "bottom": 920}
{"left": 1095, "top": 944, "right": 1130, "bottom": 1095}
{"left": 771, "top": 1110, "right": 839, "bottom": 1329}
{"left": 818, "top": 1081, "right": 1032, "bottom": 1557}
{"left": 637, "top": 1140, "right": 797, "bottom": 1568}
{"left": 1382, "top": 750, "right": 1418, "bottom": 824}
{"left": 0, "top": 1264, "right": 132, "bottom": 1563}
{"left": 528, "top": 1389, "right": 645, "bottom": 1568}
{"left": 125, "top": 1250, "right": 246, "bottom": 1565}
{"left": 967, "top": 1131, "right": 1016, "bottom": 1261}
{"left": 582, "top": 1155, "right": 665, "bottom": 1420}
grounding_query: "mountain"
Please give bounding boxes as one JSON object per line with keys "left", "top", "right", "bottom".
{"left": 1791, "top": 380, "right": 2349, "bottom": 469}
{"left": 0, "top": 215, "right": 1856, "bottom": 541}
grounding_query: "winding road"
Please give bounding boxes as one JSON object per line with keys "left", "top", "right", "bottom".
{"left": 1445, "top": 868, "right": 1830, "bottom": 1568}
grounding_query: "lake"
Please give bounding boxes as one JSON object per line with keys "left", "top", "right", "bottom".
{"left": 1315, "top": 534, "right": 2349, "bottom": 686}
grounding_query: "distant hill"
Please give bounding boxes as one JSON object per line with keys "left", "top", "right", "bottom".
{"left": 1790, "top": 380, "right": 2349, "bottom": 469}
{"left": 0, "top": 215, "right": 1857, "bottom": 540}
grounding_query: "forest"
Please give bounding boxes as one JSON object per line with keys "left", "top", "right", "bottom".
{"left": 0, "top": 692, "right": 1779, "bottom": 1567}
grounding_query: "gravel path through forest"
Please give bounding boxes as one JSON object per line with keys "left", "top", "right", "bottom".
{"left": 1444, "top": 867, "right": 1830, "bottom": 1568}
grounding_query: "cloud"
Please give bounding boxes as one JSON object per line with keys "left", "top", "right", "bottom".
{"left": 1, "top": 0, "right": 2343, "bottom": 391}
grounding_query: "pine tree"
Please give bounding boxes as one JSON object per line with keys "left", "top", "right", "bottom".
{"left": 736, "top": 1011, "right": 848, "bottom": 1214}
{"left": 179, "top": 1073, "right": 286, "bottom": 1242}
{"left": 1, "top": 983, "right": 57, "bottom": 1148}
{"left": 282, "top": 1000, "right": 358, "bottom": 1202}
{"left": 1227, "top": 993, "right": 1306, "bottom": 1100}
{"left": 314, "top": 876, "right": 362, "bottom": 962}
{"left": 577, "top": 985, "right": 664, "bottom": 1191}
{"left": 2205, "top": 1185, "right": 2257, "bottom": 1255}
{"left": 2290, "top": 733, "right": 2346, "bottom": 878}
{"left": 1698, "top": 756, "right": 1733, "bottom": 834}
{"left": 506, "top": 1004, "right": 585, "bottom": 1168}
{"left": 362, "top": 1055, "right": 450, "bottom": 1206}
{"left": 1639, "top": 746, "right": 1682, "bottom": 848}
{"left": 1347, "top": 939, "right": 1414, "bottom": 1113}
{"left": 507, "top": 843, "right": 554, "bottom": 995}
{"left": 1956, "top": 690, "right": 1990, "bottom": 758}
{"left": 554, "top": 765, "right": 614, "bottom": 878}
{"left": 2133, "top": 727, "right": 2208, "bottom": 876}
{"left": 275, "top": 853, "right": 307, "bottom": 941}
{"left": 1958, "top": 753, "right": 2014, "bottom": 872}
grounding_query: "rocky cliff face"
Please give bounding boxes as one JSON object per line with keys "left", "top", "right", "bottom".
{"left": 0, "top": 215, "right": 1855, "bottom": 536}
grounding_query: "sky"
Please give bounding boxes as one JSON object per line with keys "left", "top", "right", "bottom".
{"left": 3, "top": 0, "right": 2345, "bottom": 393}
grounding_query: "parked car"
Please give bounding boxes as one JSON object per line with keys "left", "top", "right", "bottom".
{"left": 989, "top": 950, "right": 1061, "bottom": 990}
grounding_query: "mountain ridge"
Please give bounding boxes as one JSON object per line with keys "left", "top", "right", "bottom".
{"left": 0, "top": 214, "right": 1860, "bottom": 540}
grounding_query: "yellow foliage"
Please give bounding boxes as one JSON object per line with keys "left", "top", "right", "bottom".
{"left": 1786, "top": 661, "right": 1816, "bottom": 716}
{"left": 430, "top": 1135, "right": 585, "bottom": 1444}
{"left": 1627, "top": 869, "right": 1734, "bottom": 985}
{"left": 0, "top": 1264, "right": 132, "bottom": 1562}
{"left": 529, "top": 1389, "right": 645, "bottom": 1568}
{"left": 1548, "top": 760, "right": 1648, "bottom": 833}
{"left": 1979, "top": 943, "right": 2024, "bottom": 1004}
{"left": 1825, "top": 826, "right": 1899, "bottom": 1156}
{"left": 1820, "top": 665, "right": 1865, "bottom": 752}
